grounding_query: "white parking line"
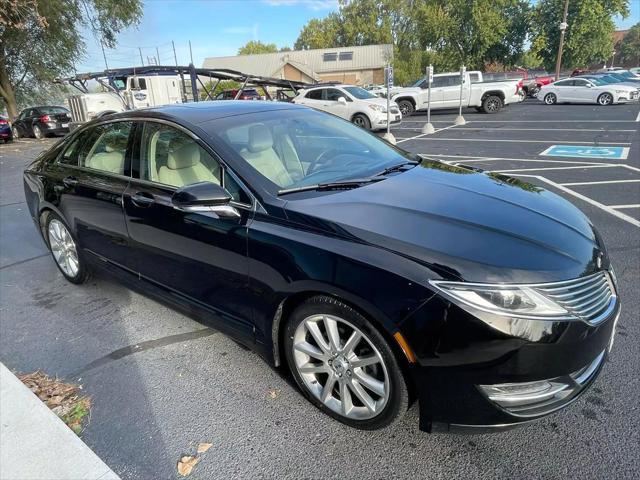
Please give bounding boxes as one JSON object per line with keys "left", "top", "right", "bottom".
{"left": 609, "top": 204, "right": 640, "bottom": 209}
{"left": 421, "top": 154, "right": 610, "bottom": 165}
{"left": 494, "top": 165, "right": 617, "bottom": 173}
{"left": 636, "top": 110, "right": 640, "bottom": 122}
{"left": 402, "top": 120, "right": 640, "bottom": 123}
{"left": 508, "top": 174, "right": 640, "bottom": 228}
{"left": 396, "top": 123, "right": 459, "bottom": 144}
{"left": 560, "top": 179, "right": 640, "bottom": 186}
{"left": 396, "top": 127, "right": 636, "bottom": 132}
{"left": 396, "top": 137, "right": 632, "bottom": 145}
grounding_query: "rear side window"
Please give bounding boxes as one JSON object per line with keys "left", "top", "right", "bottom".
{"left": 79, "top": 122, "right": 133, "bottom": 175}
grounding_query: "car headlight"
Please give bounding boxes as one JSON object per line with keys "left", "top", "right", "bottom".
{"left": 368, "top": 104, "right": 387, "bottom": 113}
{"left": 430, "top": 281, "right": 569, "bottom": 318}
{"left": 615, "top": 89, "right": 626, "bottom": 94}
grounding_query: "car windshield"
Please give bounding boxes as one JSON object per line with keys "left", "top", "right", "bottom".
{"left": 209, "top": 108, "right": 415, "bottom": 193}
{"left": 38, "top": 106, "right": 68, "bottom": 114}
{"left": 618, "top": 71, "right": 637, "bottom": 79}
{"left": 410, "top": 77, "right": 425, "bottom": 87}
{"left": 343, "top": 86, "right": 377, "bottom": 99}
{"left": 584, "top": 77, "right": 606, "bottom": 86}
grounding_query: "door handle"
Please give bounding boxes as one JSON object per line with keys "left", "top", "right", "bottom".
{"left": 63, "top": 176, "right": 78, "bottom": 188}
{"left": 131, "top": 192, "right": 155, "bottom": 207}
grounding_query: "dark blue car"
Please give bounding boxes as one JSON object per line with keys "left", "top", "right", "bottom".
{"left": 0, "top": 116, "right": 12, "bottom": 143}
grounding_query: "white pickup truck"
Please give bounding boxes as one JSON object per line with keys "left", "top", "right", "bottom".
{"left": 391, "top": 71, "right": 523, "bottom": 116}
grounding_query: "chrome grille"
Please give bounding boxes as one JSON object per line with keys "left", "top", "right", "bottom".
{"left": 535, "top": 271, "right": 615, "bottom": 325}
{"left": 390, "top": 107, "right": 399, "bottom": 114}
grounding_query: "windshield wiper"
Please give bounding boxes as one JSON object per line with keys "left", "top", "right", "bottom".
{"left": 373, "top": 159, "right": 420, "bottom": 178}
{"left": 277, "top": 177, "right": 384, "bottom": 196}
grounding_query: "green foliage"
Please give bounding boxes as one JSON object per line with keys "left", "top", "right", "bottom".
{"left": 618, "top": 22, "right": 639, "bottom": 66}
{"left": 530, "top": 0, "right": 630, "bottom": 71}
{"left": 200, "top": 79, "right": 241, "bottom": 99}
{"left": 237, "top": 40, "right": 278, "bottom": 55}
{"left": 0, "top": 0, "right": 142, "bottom": 117}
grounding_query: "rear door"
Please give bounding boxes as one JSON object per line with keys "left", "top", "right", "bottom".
{"left": 551, "top": 79, "right": 574, "bottom": 102}
{"left": 571, "top": 79, "right": 597, "bottom": 103}
{"left": 297, "top": 88, "right": 327, "bottom": 112}
{"left": 52, "top": 120, "right": 134, "bottom": 270}
{"left": 123, "top": 120, "right": 255, "bottom": 339}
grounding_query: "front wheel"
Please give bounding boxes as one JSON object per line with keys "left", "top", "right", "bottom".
{"left": 11, "top": 126, "right": 20, "bottom": 139}
{"left": 351, "top": 113, "right": 372, "bottom": 130}
{"left": 45, "top": 213, "right": 90, "bottom": 284}
{"left": 482, "top": 95, "right": 503, "bottom": 113}
{"left": 284, "top": 296, "right": 409, "bottom": 430}
{"left": 544, "top": 93, "right": 557, "bottom": 105}
{"left": 597, "top": 93, "right": 613, "bottom": 106}
{"left": 397, "top": 99, "right": 414, "bottom": 117}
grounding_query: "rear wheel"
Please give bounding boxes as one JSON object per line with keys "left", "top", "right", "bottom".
{"left": 597, "top": 93, "right": 613, "bottom": 106}
{"left": 544, "top": 93, "right": 557, "bottom": 105}
{"left": 482, "top": 95, "right": 503, "bottom": 113}
{"left": 352, "top": 113, "right": 372, "bottom": 130}
{"left": 33, "top": 124, "right": 43, "bottom": 139}
{"left": 284, "top": 295, "right": 409, "bottom": 430}
{"left": 11, "top": 126, "right": 19, "bottom": 139}
{"left": 397, "top": 99, "right": 414, "bottom": 117}
{"left": 45, "top": 213, "right": 90, "bottom": 284}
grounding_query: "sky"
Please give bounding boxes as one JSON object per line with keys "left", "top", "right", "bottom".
{"left": 77, "top": 0, "right": 640, "bottom": 73}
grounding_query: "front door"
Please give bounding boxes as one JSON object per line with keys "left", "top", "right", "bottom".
{"left": 53, "top": 120, "right": 134, "bottom": 270}
{"left": 123, "top": 120, "right": 255, "bottom": 339}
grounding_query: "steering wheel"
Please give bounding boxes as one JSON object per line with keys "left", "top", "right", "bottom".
{"left": 307, "top": 149, "right": 342, "bottom": 175}
{"left": 307, "top": 149, "right": 366, "bottom": 175}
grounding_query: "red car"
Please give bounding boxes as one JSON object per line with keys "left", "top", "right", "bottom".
{"left": 214, "top": 88, "right": 261, "bottom": 100}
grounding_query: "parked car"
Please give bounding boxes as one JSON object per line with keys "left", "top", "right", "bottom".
{"left": 537, "top": 77, "right": 639, "bottom": 105}
{"left": 629, "top": 67, "right": 640, "bottom": 76}
{"left": 214, "top": 89, "right": 261, "bottom": 100}
{"left": 596, "top": 67, "right": 624, "bottom": 73}
{"left": 0, "top": 116, "right": 12, "bottom": 143}
{"left": 293, "top": 84, "right": 401, "bottom": 130}
{"left": 577, "top": 74, "right": 640, "bottom": 94}
{"left": 588, "top": 71, "right": 640, "bottom": 86}
{"left": 571, "top": 69, "right": 591, "bottom": 77}
{"left": 480, "top": 69, "right": 553, "bottom": 97}
{"left": 391, "top": 71, "right": 522, "bottom": 116}
{"left": 11, "top": 106, "right": 71, "bottom": 139}
{"left": 23, "top": 102, "right": 619, "bottom": 432}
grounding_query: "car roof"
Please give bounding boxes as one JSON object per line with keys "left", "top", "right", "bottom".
{"left": 106, "top": 100, "right": 305, "bottom": 125}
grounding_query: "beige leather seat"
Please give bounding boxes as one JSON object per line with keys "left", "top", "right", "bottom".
{"left": 273, "top": 125, "right": 304, "bottom": 181}
{"left": 158, "top": 141, "right": 220, "bottom": 187}
{"left": 85, "top": 146, "right": 125, "bottom": 174}
{"left": 240, "top": 125, "right": 294, "bottom": 187}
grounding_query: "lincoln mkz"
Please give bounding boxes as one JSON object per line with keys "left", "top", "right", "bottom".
{"left": 24, "top": 102, "right": 620, "bottom": 432}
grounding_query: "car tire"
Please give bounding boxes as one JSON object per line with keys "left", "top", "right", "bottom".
{"left": 352, "top": 113, "right": 372, "bottom": 130}
{"left": 33, "top": 124, "right": 44, "bottom": 139}
{"left": 544, "top": 93, "right": 557, "bottom": 105}
{"left": 44, "top": 212, "right": 90, "bottom": 284}
{"left": 529, "top": 86, "right": 540, "bottom": 97}
{"left": 284, "top": 295, "right": 409, "bottom": 430}
{"left": 597, "top": 93, "right": 613, "bottom": 106}
{"left": 11, "top": 127, "right": 19, "bottom": 140}
{"left": 481, "top": 95, "right": 503, "bottom": 113}
{"left": 397, "top": 100, "right": 414, "bottom": 117}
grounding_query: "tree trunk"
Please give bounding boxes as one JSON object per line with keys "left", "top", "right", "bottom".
{"left": 0, "top": 48, "right": 19, "bottom": 120}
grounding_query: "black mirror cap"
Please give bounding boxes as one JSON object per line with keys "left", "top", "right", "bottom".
{"left": 172, "top": 181, "right": 231, "bottom": 207}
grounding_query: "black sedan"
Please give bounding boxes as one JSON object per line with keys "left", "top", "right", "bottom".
{"left": 23, "top": 102, "right": 619, "bottom": 432}
{"left": 0, "top": 115, "right": 12, "bottom": 143}
{"left": 11, "top": 105, "right": 71, "bottom": 139}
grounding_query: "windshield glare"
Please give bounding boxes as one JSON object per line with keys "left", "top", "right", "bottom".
{"left": 344, "top": 86, "right": 377, "bottom": 99}
{"left": 39, "top": 106, "right": 69, "bottom": 114}
{"left": 211, "top": 109, "right": 414, "bottom": 192}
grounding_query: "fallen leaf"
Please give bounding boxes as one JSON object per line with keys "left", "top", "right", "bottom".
{"left": 267, "top": 388, "right": 280, "bottom": 399}
{"left": 197, "top": 442, "right": 213, "bottom": 454}
{"left": 177, "top": 455, "right": 200, "bottom": 476}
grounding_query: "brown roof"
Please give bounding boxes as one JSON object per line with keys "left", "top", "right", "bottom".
{"left": 613, "top": 30, "right": 629, "bottom": 44}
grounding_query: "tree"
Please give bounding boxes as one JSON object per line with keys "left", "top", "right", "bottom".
{"left": 618, "top": 22, "right": 639, "bottom": 66}
{"left": 530, "top": 0, "right": 630, "bottom": 71}
{"left": 0, "top": 0, "right": 142, "bottom": 119}
{"left": 237, "top": 40, "right": 278, "bottom": 55}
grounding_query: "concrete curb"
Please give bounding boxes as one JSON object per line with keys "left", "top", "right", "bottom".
{"left": 0, "top": 363, "right": 120, "bottom": 480}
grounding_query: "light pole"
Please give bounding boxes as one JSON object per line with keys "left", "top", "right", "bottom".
{"left": 421, "top": 64, "right": 435, "bottom": 134}
{"left": 554, "top": 0, "right": 570, "bottom": 80}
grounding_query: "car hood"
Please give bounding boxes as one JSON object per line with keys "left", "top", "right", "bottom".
{"left": 283, "top": 161, "right": 604, "bottom": 284}
{"left": 365, "top": 97, "right": 398, "bottom": 108}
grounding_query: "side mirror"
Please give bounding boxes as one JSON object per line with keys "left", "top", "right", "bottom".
{"left": 338, "top": 96, "right": 348, "bottom": 105}
{"left": 586, "top": 83, "right": 593, "bottom": 88}
{"left": 171, "top": 181, "right": 240, "bottom": 218}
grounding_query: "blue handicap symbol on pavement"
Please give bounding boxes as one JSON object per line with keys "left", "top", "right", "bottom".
{"left": 540, "top": 145, "right": 629, "bottom": 160}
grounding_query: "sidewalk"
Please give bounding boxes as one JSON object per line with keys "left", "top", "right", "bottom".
{"left": 0, "top": 362, "right": 120, "bottom": 480}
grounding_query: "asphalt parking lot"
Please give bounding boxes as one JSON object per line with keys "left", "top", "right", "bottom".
{"left": 1, "top": 99, "right": 639, "bottom": 479}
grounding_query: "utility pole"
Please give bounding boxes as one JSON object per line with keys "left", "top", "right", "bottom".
{"left": 139, "top": 47, "right": 144, "bottom": 66}
{"left": 156, "top": 47, "right": 161, "bottom": 66}
{"left": 100, "top": 41, "right": 109, "bottom": 70}
{"left": 189, "top": 40, "right": 194, "bottom": 64}
{"left": 554, "top": 0, "right": 570, "bottom": 80}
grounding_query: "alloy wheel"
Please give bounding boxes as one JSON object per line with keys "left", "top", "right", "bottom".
{"left": 33, "top": 125, "right": 43, "bottom": 139}
{"left": 598, "top": 93, "right": 613, "bottom": 105}
{"left": 48, "top": 219, "right": 79, "bottom": 277}
{"left": 11, "top": 127, "right": 19, "bottom": 139}
{"left": 292, "top": 314, "right": 390, "bottom": 420}
{"left": 353, "top": 116, "right": 366, "bottom": 127}
{"left": 486, "top": 98, "right": 500, "bottom": 112}
{"left": 544, "top": 93, "right": 556, "bottom": 105}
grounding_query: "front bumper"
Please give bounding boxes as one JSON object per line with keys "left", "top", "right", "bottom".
{"left": 400, "top": 293, "right": 619, "bottom": 433}
{"left": 372, "top": 111, "right": 402, "bottom": 130}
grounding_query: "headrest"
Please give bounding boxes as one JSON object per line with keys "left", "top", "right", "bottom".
{"left": 248, "top": 125, "right": 273, "bottom": 153}
{"left": 167, "top": 141, "right": 200, "bottom": 170}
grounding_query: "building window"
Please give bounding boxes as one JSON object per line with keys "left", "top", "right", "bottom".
{"left": 323, "top": 52, "right": 338, "bottom": 62}
{"left": 338, "top": 51, "right": 353, "bottom": 61}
